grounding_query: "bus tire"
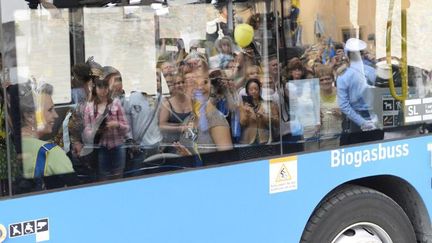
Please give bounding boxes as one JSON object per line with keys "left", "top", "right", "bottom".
{"left": 300, "top": 185, "right": 416, "bottom": 243}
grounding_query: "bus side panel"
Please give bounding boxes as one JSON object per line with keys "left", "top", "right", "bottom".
{"left": 0, "top": 136, "right": 431, "bottom": 242}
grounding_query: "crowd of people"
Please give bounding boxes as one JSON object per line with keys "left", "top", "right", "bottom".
{"left": 24, "top": 35, "right": 381, "bottom": 187}
{"left": 1, "top": 2, "right": 389, "bottom": 192}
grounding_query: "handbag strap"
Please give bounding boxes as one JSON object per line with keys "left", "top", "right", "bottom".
{"left": 34, "top": 143, "right": 56, "bottom": 178}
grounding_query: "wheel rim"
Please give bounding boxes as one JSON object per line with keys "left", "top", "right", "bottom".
{"left": 331, "top": 222, "right": 392, "bottom": 243}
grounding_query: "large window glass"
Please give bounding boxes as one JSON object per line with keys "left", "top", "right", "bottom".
{"left": 4, "top": 0, "right": 430, "bottom": 196}
{"left": 1, "top": 0, "right": 280, "bottom": 195}
{"left": 277, "top": 0, "right": 432, "bottom": 154}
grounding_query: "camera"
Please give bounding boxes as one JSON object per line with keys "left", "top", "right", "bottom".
{"left": 184, "top": 127, "right": 198, "bottom": 142}
{"left": 210, "top": 77, "right": 223, "bottom": 88}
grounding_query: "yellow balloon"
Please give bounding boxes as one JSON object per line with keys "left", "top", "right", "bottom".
{"left": 234, "top": 24, "right": 254, "bottom": 48}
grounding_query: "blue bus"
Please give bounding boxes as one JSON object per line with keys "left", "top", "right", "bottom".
{"left": 0, "top": 0, "right": 431, "bottom": 242}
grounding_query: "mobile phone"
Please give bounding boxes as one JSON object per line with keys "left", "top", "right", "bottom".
{"left": 242, "top": 95, "right": 254, "bottom": 106}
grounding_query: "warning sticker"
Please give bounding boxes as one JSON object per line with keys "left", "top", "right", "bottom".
{"left": 269, "top": 156, "right": 298, "bottom": 194}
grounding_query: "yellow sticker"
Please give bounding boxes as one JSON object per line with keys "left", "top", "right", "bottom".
{"left": 269, "top": 156, "right": 298, "bottom": 194}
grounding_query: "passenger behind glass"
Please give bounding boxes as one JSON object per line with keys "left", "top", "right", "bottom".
{"left": 331, "top": 43, "right": 350, "bottom": 78}
{"left": 239, "top": 62, "right": 279, "bottom": 104}
{"left": 261, "top": 56, "right": 281, "bottom": 105}
{"left": 209, "top": 69, "right": 240, "bottom": 143}
{"left": 238, "top": 64, "right": 262, "bottom": 97}
{"left": 124, "top": 90, "right": 163, "bottom": 176}
{"left": 64, "top": 63, "right": 98, "bottom": 176}
{"left": 282, "top": 57, "right": 307, "bottom": 81}
{"left": 315, "top": 64, "right": 342, "bottom": 149}
{"left": 209, "top": 36, "right": 235, "bottom": 70}
{"left": 209, "top": 69, "right": 237, "bottom": 117}
{"left": 239, "top": 79, "right": 279, "bottom": 144}
{"left": 238, "top": 43, "right": 261, "bottom": 68}
{"left": 159, "top": 72, "right": 192, "bottom": 153}
{"left": 102, "top": 66, "right": 124, "bottom": 101}
{"left": 226, "top": 57, "right": 245, "bottom": 90}
{"left": 175, "top": 71, "right": 233, "bottom": 164}
{"left": 71, "top": 64, "right": 91, "bottom": 104}
{"left": 337, "top": 38, "right": 383, "bottom": 145}
{"left": 261, "top": 75, "right": 279, "bottom": 104}
{"left": 83, "top": 78, "right": 129, "bottom": 181}
{"left": 206, "top": 0, "right": 231, "bottom": 43}
{"left": 268, "top": 55, "right": 280, "bottom": 81}
{"left": 183, "top": 52, "right": 209, "bottom": 74}
{"left": 158, "top": 58, "right": 177, "bottom": 93}
{"left": 19, "top": 82, "right": 77, "bottom": 190}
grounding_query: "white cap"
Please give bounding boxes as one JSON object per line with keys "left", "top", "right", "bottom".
{"left": 345, "top": 38, "right": 367, "bottom": 52}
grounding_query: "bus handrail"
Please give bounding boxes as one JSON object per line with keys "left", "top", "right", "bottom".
{"left": 386, "top": 0, "right": 409, "bottom": 102}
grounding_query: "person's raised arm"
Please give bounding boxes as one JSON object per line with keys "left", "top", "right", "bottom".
{"left": 210, "top": 125, "right": 233, "bottom": 151}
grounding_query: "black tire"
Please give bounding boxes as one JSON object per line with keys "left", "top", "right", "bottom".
{"left": 300, "top": 185, "right": 416, "bottom": 243}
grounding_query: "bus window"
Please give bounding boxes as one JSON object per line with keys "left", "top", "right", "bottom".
{"left": 277, "top": 0, "right": 431, "bottom": 154}
{"left": 156, "top": 1, "right": 281, "bottom": 167}
{"left": 3, "top": 0, "right": 283, "bottom": 194}
{"left": 83, "top": 6, "right": 157, "bottom": 95}
{"left": 3, "top": 1, "right": 432, "bottom": 242}
{"left": 279, "top": 1, "right": 373, "bottom": 151}
{"left": 14, "top": 5, "right": 72, "bottom": 104}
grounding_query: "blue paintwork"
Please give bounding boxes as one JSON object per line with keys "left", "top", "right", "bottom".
{"left": 0, "top": 136, "right": 431, "bottom": 243}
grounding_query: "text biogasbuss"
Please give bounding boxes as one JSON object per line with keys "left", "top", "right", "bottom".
{"left": 331, "top": 143, "right": 409, "bottom": 168}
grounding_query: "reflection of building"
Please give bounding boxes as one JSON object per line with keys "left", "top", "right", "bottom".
{"left": 296, "top": 0, "right": 375, "bottom": 47}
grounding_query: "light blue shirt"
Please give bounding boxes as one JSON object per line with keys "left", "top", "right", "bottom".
{"left": 337, "top": 64, "right": 376, "bottom": 126}
{"left": 124, "top": 92, "right": 162, "bottom": 147}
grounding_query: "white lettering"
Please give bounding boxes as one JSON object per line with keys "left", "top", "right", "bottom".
{"left": 331, "top": 143, "right": 410, "bottom": 168}
{"left": 354, "top": 151, "right": 362, "bottom": 168}
{"left": 346, "top": 153, "right": 353, "bottom": 165}
{"left": 363, "top": 150, "right": 371, "bottom": 162}
{"left": 395, "top": 145, "right": 403, "bottom": 157}
{"left": 379, "top": 144, "right": 386, "bottom": 160}
{"left": 331, "top": 150, "right": 340, "bottom": 167}
{"left": 402, "top": 144, "right": 409, "bottom": 156}
{"left": 371, "top": 148, "right": 378, "bottom": 161}
{"left": 408, "top": 106, "right": 419, "bottom": 115}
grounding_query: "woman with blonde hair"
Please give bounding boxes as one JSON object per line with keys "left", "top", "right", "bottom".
{"left": 19, "top": 82, "right": 77, "bottom": 190}
{"left": 175, "top": 70, "right": 233, "bottom": 164}
{"left": 315, "top": 64, "right": 342, "bottom": 149}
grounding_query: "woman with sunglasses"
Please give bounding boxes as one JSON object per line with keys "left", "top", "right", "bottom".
{"left": 83, "top": 78, "right": 129, "bottom": 181}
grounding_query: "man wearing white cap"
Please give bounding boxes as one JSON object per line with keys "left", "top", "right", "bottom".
{"left": 337, "top": 38, "right": 383, "bottom": 145}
